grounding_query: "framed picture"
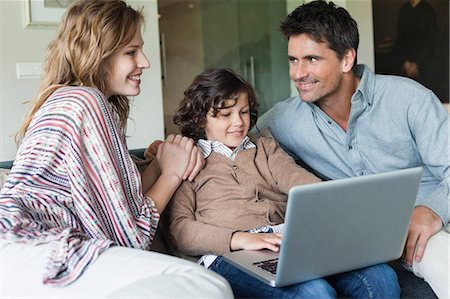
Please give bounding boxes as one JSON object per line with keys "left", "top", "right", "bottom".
{"left": 372, "top": 0, "right": 449, "bottom": 103}
{"left": 25, "top": 0, "right": 75, "bottom": 28}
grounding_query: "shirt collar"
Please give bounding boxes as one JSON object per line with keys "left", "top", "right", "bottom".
{"left": 197, "top": 136, "right": 256, "bottom": 160}
{"left": 352, "top": 64, "right": 374, "bottom": 108}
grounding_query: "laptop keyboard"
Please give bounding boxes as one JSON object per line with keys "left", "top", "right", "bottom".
{"left": 253, "top": 258, "right": 278, "bottom": 275}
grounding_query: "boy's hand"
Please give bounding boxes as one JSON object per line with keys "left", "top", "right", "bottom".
{"left": 230, "top": 232, "right": 282, "bottom": 252}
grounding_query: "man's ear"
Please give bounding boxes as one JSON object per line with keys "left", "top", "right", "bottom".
{"left": 341, "top": 48, "right": 356, "bottom": 73}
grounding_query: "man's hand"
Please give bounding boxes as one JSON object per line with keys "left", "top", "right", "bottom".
{"left": 402, "top": 206, "right": 442, "bottom": 266}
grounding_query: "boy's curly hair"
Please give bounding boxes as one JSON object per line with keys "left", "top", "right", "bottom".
{"left": 174, "top": 68, "right": 259, "bottom": 141}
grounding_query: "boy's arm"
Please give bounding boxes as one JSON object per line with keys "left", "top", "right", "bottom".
{"left": 164, "top": 182, "right": 237, "bottom": 257}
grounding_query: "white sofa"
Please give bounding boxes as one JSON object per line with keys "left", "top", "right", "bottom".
{"left": 0, "top": 160, "right": 233, "bottom": 298}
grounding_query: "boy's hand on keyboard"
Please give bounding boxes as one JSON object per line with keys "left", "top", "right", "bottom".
{"left": 230, "top": 232, "right": 282, "bottom": 252}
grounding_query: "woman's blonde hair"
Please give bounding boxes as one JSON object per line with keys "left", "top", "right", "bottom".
{"left": 17, "top": 0, "right": 144, "bottom": 142}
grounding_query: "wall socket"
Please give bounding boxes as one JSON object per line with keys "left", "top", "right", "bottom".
{"left": 16, "top": 62, "right": 42, "bottom": 79}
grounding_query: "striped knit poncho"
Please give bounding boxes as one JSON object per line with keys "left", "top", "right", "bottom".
{"left": 0, "top": 87, "right": 160, "bottom": 286}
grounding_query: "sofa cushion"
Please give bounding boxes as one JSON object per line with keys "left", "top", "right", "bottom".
{"left": 0, "top": 160, "right": 13, "bottom": 169}
{"left": 389, "top": 260, "right": 437, "bottom": 298}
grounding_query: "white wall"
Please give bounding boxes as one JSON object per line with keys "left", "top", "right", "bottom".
{"left": 0, "top": 0, "right": 164, "bottom": 161}
{"left": 346, "top": 0, "right": 375, "bottom": 69}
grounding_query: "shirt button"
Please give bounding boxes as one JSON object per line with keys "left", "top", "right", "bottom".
{"left": 358, "top": 171, "right": 364, "bottom": 176}
{"left": 348, "top": 145, "right": 353, "bottom": 150}
{"left": 233, "top": 166, "right": 237, "bottom": 170}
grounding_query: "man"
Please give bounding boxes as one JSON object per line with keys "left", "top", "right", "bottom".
{"left": 256, "top": 1, "right": 449, "bottom": 298}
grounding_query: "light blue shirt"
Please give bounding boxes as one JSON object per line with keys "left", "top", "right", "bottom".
{"left": 256, "top": 65, "right": 449, "bottom": 224}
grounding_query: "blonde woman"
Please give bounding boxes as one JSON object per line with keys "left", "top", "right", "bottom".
{"left": 0, "top": 0, "right": 231, "bottom": 297}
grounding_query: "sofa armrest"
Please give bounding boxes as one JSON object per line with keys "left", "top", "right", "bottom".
{"left": 0, "top": 160, "right": 13, "bottom": 169}
{"left": 0, "top": 168, "right": 11, "bottom": 189}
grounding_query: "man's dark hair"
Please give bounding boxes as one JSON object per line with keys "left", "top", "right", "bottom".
{"left": 280, "top": 0, "right": 359, "bottom": 64}
{"left": 174, "top": 68, "right": 259, "bottom": 141}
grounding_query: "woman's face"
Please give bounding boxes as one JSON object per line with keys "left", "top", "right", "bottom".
{"left": 105, "top": 30, "right": 150, "bottom": 98}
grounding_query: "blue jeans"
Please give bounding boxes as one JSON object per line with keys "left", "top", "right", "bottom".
{"left": 209, "top": 257, "right": 400, "bottom": 298}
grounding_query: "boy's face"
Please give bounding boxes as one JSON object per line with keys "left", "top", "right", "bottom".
{"left": 204, "top": 92, "right": 251, "bottom": 149}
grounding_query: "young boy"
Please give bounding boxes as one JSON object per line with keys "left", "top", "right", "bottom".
{"left": 164, "top": 68, "right": 400, "bottom": 298}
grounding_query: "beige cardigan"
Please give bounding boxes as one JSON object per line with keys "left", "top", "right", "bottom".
{"left": 163, "top": 136, "right": 321, "bottom": 257}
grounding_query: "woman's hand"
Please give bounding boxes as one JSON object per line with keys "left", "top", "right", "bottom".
{"left": 145, "top": 134, "right": 196, "bottom": 212}
{"left": 230, "top": 232, "right": 282, "bottom": 252}
{"left": 183, "top": 145, "right": 205, "bottom": 181}
{"left": 152, "top": 135, "right": 205, "bottom": 182}
{"left": 156, "top": 134, "right": 193, "bottom": 182}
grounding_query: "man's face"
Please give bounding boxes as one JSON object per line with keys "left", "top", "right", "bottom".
{"left": 288, "top": 34, "right": 347, "bottom": 104}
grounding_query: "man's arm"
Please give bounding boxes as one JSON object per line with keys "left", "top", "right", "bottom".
{"left": 403, "top": 92, "right": 449, "bottom": 265}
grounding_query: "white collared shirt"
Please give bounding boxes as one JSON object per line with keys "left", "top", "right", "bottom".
{"left": 197, "top": 136, "right": 256, "bottom": 161}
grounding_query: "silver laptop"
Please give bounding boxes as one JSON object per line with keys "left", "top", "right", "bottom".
{"left": 223, "top": 167, "right": 423, "bottom": 287}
